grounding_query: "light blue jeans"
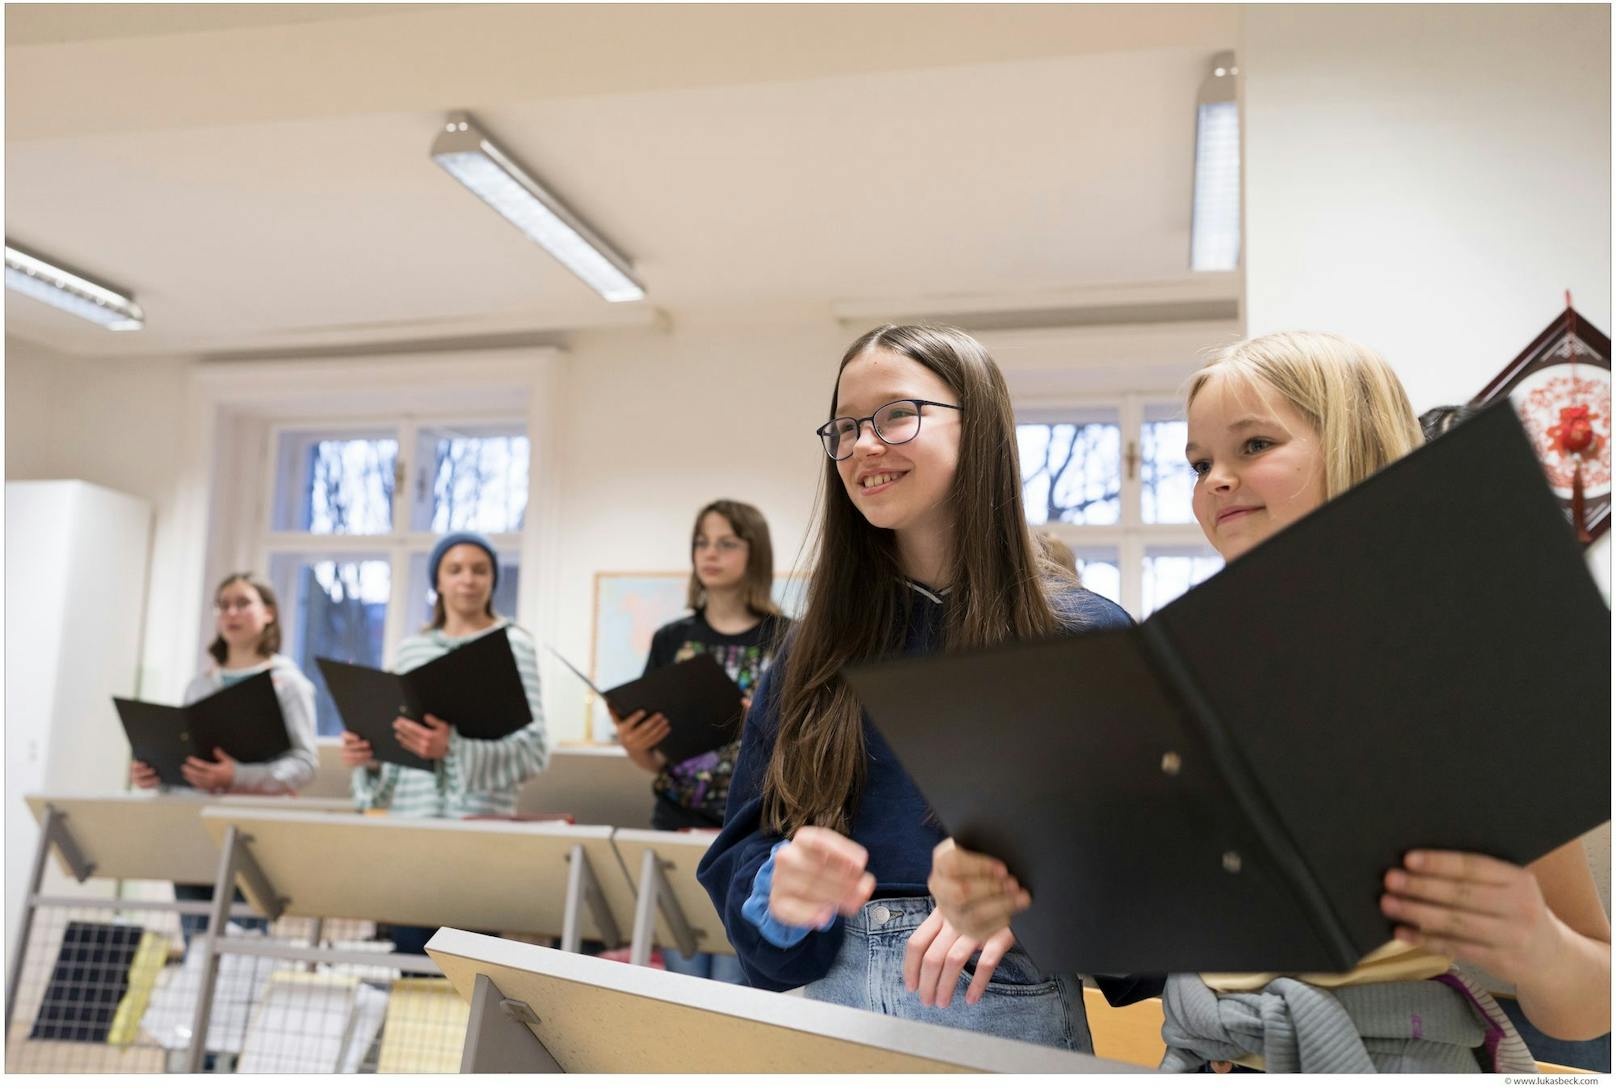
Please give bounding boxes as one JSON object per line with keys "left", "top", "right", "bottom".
{"left": 798, "top": 896, "right": 1092, "bottom": 1053}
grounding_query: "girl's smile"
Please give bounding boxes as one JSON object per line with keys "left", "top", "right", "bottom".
{"left": 833, "top": 348, "right": 960, "bottom": 540}
{"left": 1186, "top": 372, "right": 1327, "bottom": 562}
{"left": 857, "top": 468, "right": 909, "bottom": 496}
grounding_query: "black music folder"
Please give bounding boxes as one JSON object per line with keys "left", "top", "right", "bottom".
{"left": 551, "top": 649, "right": 746, "bottom": 766}
{"left": 844, "top": 400, "right": 1610, "bottom": 976}
{"left": 114, "top": 671, "right": 291, "bottom": 787}
{"left": 317, "top": 627, "right": 533, "bottom": 774}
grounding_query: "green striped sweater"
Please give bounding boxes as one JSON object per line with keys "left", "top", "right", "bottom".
{"left": 350, "top": 619, "right": 549, "bottom": 818}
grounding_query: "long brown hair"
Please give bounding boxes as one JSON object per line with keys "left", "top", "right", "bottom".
{"left": 686, "top": 499, "right": 782, "bottom": 618}
{"left": 207, "top": 573, "right": 282, "bottom": 665}
{"left": 762, "top": 324, "right": 1075, "bottom": 837}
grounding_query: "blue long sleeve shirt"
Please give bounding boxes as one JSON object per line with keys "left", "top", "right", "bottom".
{"left": 696, "top": 578, "right": 1138, "bottom": 994}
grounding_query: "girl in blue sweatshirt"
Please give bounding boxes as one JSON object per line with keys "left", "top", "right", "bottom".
{"left": 696, "top": 323, "right": 1150, "bottom": 1051}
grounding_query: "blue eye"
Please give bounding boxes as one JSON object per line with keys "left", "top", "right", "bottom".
{"left": 1243, "top": 437, "right": 1274, "bottom": 455}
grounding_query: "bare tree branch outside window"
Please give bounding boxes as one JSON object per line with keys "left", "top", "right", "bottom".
{"left": 1017, "top": 423, "right": 1121, "bottom": 524}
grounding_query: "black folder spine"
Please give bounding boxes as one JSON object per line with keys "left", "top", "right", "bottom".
{"left": 1135, "top": 623, "right": 1360, "bottom": 969}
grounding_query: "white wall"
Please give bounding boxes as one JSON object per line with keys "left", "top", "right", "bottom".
{"left": 1241, "top": 2, "right": 1612, "bottom": 595}
{"left": 543, "top": 308, "right": 844, "bottom": 740}
{"left": 5, "top": 336, "right": 200, "bottom": 701}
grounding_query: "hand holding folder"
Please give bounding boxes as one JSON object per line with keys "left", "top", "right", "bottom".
{"left": 551, "top": 649, "right": 746, "bottom": 766}
{"left": 845, "top": 401, "right": 1610, "bottom": 976}
{"left": 114, "top": 671, "right": 292, "bottom": 788}
{"left": 318, "top": 628, "right": 533, "bottom": 774}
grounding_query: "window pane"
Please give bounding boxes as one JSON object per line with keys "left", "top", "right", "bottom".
{"left": 1141, "top": 546, "right": 1223, "bottom": 616}
{"left": 405, "top": 551, "right": 522, "bottom": 633}
{"left": 1017, "top": 421, "right": 1121, "bottom": 525}
{"left": 410, "top": 426, "right": 530, "bottom": 534}
{"left": 272, "top": 430, "right": 397, "bottom": 535}
{"left": 269, "top": 554, "right": 391, "bottom": 737}
{"left": 1142, "top": 412, "right": 1196, "bottom": 524}
{"left": 1073, "top": 546, "right": 1122, "bottom": 611}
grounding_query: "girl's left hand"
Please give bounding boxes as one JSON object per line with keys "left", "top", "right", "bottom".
{"left": 181, "top": 748, "right": 236, "bottom": 792}
{"left": 394, "top": 714, "right": 452, "bottom": 760}
{"left": 928, "top": 838, "right": 1031, "bottom": 940}
{"left": 1381, "top": 849, "right": 1562, "bottom": 985}
{"left": 903, "top": 908, "right": 1017, "bottom": 1007}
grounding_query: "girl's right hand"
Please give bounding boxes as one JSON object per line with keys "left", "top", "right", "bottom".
{"left": 928, "top": 837, "right": 1031, "bottom": 940}
{"left": 612, "top": 709, "right": 670, "bottom": 773}
{"left": 769, "top": 825, "right": 877, "bottom": 929}
{"left": 339, "top": 730, "right": 377, "bottom": 769}
{"left": 130, "top": 761, "right": 161, "bottom": 790}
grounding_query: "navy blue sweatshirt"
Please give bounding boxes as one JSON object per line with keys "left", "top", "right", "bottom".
{"left": 696, "top": 579, "right": 1158, "bottom": 1004}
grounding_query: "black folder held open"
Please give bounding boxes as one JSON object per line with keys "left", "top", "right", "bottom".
{"left": 317, "top": 627, "right": 533, "bottom": 774}
{"left": 845, "top": 400, "right": 1610, "bottom": 976}
{"left": 550, "top": 649, "right": 746, "bottom": 766}
{"left": 113, "top": 670, "right": 291, "bottom": 787}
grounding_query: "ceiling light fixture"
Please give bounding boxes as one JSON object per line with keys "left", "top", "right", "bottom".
{"left": 431, "top": 112, "right": 645, "bottom": 303}
{"left": 4, "top": 243, "right": 144, "bottom": 330}
{"left": 1190, "top": 51, "right": 1241, "bottom": 273}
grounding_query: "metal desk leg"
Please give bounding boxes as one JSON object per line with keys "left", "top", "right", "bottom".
{"left": 5, "top": 806, "right": 94, "bottom": 1031}
{"left": 630, "top": 848, "right": 702, "bottom": 966}
{"left": 185, "top": 826, "right": 282, "bottom": 1073}
{"left": 561, "top": 846, "right": 621, "bottom": 953}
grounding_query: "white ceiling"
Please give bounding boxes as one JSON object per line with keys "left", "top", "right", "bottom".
{"left": 4, "top": 3, "right": 1238, "bottom": 358}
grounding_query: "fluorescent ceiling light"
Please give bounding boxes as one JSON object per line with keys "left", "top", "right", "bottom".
{"left": 1190, "top": 52, "right": 1240, "bottom": 273}
{"left": 4, "top": 244, "right": 144, "bottom": 330}
{"left": 431, "top": 113, "right": 645, "bottom": 303}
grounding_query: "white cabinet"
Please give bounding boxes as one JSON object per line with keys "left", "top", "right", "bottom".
{"left": 5, "top": 480, "right": 152, "bottom": 961}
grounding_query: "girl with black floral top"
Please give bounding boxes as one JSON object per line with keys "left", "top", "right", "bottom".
{"left": 614, "top": 499, "right": 789, "bottom": 831}
{"left": 611, "top": 499, "right": 790, "bottom": 980}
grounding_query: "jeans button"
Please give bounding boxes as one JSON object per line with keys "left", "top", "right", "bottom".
{"left": 870, "top": 904, "right": 890, "bottom": 926}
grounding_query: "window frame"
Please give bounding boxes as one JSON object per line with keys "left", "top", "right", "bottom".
{"left": 1018, "top": 392, "right": 1215, "bottom": 617}
{"left": 257, "top": 412, "right": 529, "bottom": 672}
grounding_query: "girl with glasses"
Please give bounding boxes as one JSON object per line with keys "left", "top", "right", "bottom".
{"left": 613, "top": 499, "right": 790, "bottom": 982}
{"left": 926, "top": 332, "right": 1610, "bottom": 1071}
{"left": 129, "top": 572, "right": 318, "bottom": 943}
{"left": 697, "top": 324, "right": 1150, "bottom": 1051}
{"left": 129, "top": 572, "right": 317, "bottom": 797}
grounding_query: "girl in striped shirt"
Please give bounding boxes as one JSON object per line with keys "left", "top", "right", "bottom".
{"left": 340, "top": 531, "right": 549, "bottom": 819}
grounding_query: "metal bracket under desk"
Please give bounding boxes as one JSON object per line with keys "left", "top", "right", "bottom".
{"left": 630, "top": 848, "right": 703, "bottom": 965}
{"left": 461, "top": 973, "right": 563, "bottom": 1073}
{"left": 561, "top": 845, "right": 622, "bottom": 952}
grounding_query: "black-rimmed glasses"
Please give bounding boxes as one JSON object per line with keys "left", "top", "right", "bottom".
{"left": 816, "top": 399, "right": 961, "bottom": 461}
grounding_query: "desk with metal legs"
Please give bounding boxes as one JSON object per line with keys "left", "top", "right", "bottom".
{"left": 189, "top": 808, "right": 640, "bottom": 1072}
{"left": 426, "top": 928, "right": 1144, "bottom": 1073}
{"left": 7, "top": 794, "right": 350, "bottom": 1045}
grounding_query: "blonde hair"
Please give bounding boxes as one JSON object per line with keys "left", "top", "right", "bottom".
{"left": 1187, "top": 331, "right": 1424, "bottom": 498}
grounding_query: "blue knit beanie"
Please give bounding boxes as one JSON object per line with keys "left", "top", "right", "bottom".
{"left": 429, "top": 532, "right": 499, "bottom": 594}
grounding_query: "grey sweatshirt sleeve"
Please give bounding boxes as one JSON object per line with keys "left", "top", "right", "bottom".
{"left": 229, "top": 661, "right": 319, "bottom": 794}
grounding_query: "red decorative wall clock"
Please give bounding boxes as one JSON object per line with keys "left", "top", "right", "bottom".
{"left": 1474, "top": 298, "right": 1611, "bottom": 545}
